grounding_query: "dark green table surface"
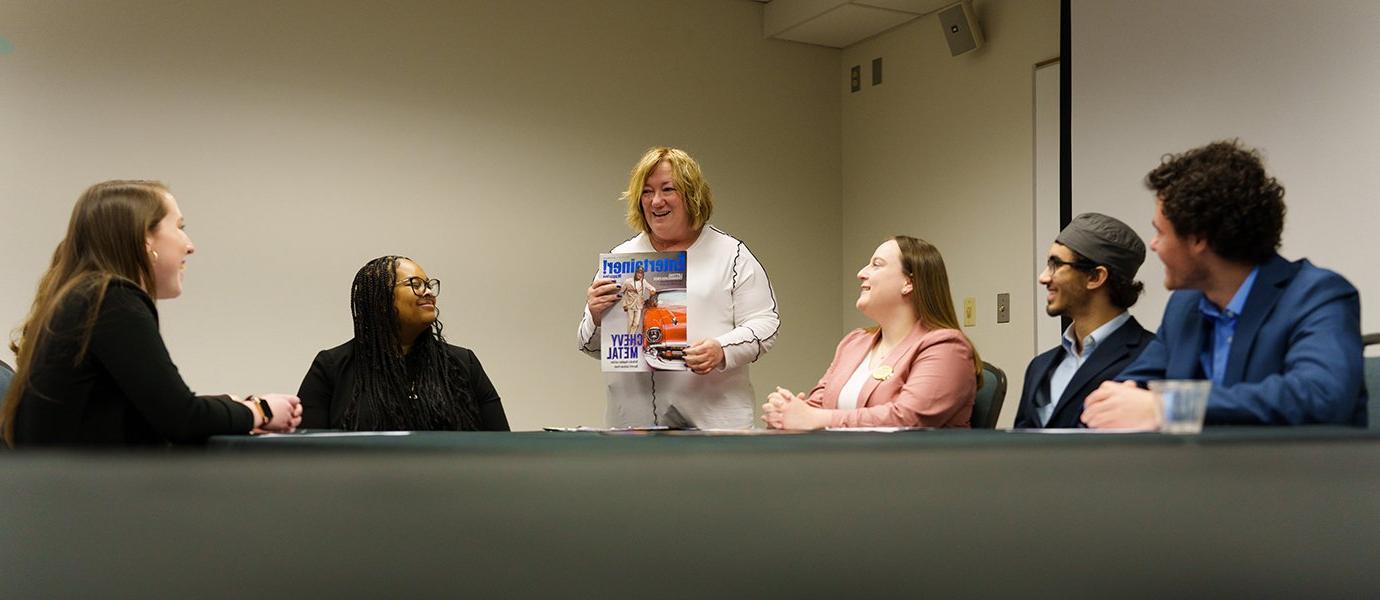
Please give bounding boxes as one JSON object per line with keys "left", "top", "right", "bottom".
{"left": 3, "top": 427, "right": 1377, "bottom": 598}
{"left": 207, "top": 425, "right": 1380, "bottom": 452}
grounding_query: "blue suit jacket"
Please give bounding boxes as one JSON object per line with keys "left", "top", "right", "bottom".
{"left": 1118, "top": 254, "right": 1367, "bottom": 426}
{"left": 1014, "top": 316, "right": 1155, "bottom": 429}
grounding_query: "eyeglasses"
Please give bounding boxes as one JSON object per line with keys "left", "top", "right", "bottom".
{"left": 1046, "top": 256, "right": 1098, "bottom": 273}
{"left": 397, "top": 277, "right": 441, "bottom": 296}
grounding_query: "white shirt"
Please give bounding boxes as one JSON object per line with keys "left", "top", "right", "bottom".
{"left": 578, "top": 226, "right": 781, "bottom": 429}
{"left": 836, "top": 347, "right": 877, "bottom": 411}
{"left": 1040, "top": 311, "right": 1132, "bottom": 426}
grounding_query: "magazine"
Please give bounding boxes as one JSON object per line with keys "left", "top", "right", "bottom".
{"left": 598, "top": 251, "right": 688, "bottom": 372}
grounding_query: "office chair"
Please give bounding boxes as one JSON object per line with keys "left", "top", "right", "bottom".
{"left": 0, "top": 358, "right": 13, "bottom": 402}
{"left": 1364, "top": 333, "right": 1379, "bottom": 429}
{"left": 972, "top": 362, "right": 1007, "bottom": 429}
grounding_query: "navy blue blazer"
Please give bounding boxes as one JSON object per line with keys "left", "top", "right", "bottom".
{"left": 1014, "top": 316, "right": 1155, "bottom": 429}
{"left": 1118, "top": 254, "right": 1367, "bottom": 426}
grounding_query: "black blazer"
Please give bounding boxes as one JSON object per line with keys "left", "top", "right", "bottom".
{"left": 1014, "top": 316, "right": 1155, "bottom": 429}
{"left": 297, "top": 340, "right": 509, "bottom": 431}
{"left": 13, "top": 280, "right": 253, "bottom": 446}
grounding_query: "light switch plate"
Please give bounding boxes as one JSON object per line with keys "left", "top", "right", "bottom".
{"left": 996, "top": 293, "right": 1010, "bottom": 323}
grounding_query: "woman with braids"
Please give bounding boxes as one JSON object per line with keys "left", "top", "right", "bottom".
{"left": 1, "top": 180, "right": 302, "bottom": 447}
{"left": 297, "top": 256, "right": 508, "bottom": 431}
{"left": 762, "top": 237, "right": 979, "bottom": 430}
{"left": 578, "top": 147, "right": 780, "bottom": 429}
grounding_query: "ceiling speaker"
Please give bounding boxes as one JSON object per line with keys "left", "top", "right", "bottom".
{"left": 938, "top": 1, "right": 983, "bottom": 56}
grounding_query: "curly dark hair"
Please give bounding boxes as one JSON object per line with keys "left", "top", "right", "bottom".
{"left": 1067, "top": 249, "right": 1145, "bottom": 310}
{"left": 1144, "top": 140, "right": 1285, "bottom": 265}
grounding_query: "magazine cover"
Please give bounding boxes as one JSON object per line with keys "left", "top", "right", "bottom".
{"left": 599, "top": 251, "right": 688, "bottom": 372}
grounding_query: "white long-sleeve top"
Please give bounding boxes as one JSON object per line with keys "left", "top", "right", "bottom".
{"left": 577, "top": 225, "right": 780, "bottom": 429}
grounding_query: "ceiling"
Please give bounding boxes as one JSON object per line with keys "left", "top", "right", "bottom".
{"left": 755, "top": 0, "right": 956, "bottom": 48}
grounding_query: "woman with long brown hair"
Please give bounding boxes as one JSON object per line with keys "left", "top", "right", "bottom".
{"left": 1, "top": 180, "right": 301, "bottom": 446}
{"left": 762, "top": 236, "right": 981, "bottom": 429}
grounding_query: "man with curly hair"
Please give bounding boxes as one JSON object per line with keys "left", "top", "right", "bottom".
{"left": 1082, "top": 140, "right": 1367, "bottom": 429}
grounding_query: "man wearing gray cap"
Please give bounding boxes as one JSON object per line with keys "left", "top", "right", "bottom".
{"left": 1014, "top": 213, "right": 1155, "bottom": 429}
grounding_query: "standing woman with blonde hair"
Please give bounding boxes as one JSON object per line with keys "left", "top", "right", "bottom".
{"left": 763, "top": 236, "right": 980, "bottom": 429}
{"left": 578, "top": 147, "right": 780, "bottom": 429}
{"left": 1, "top": 180, "right": 301, "bottom": 446}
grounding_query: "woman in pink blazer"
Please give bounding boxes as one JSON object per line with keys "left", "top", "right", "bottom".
{"left": 763, "top": 236, "right": 981, "bottom": 429}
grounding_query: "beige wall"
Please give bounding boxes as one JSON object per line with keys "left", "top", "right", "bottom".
{"left": 0, "top": 0, "right": 843, "bottom": 430}
{"left": 838, "top": 0, "right": 1060, "bottom": 427}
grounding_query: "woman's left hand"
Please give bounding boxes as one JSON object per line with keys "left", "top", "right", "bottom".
{"left": 778, "top": 397, "right": 831, "bottom": 431}
{"left": 684, "top": 338, "right": 725, "bottom": 374}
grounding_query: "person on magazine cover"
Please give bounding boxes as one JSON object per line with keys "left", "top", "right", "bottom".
{"left": 2, "top": 180, "right": 301, "bottom": 447}
{"left": 1082, "top": 140, "right": 1366, "bottom": 429}
{"left": 298, "top": 256, "right": 509, "bottom": 431}
{"left": 762, "top": 236, "right": 978, "bottom": 430}
{"left": 578, "top": 147, "right": 780, "bottom": 429}
{"left": 620, "top": 264, "right": 657, "bottom": 335}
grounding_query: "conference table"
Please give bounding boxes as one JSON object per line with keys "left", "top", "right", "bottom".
{"left": 3, "top": 427, "right": 1377, "bottom": 597}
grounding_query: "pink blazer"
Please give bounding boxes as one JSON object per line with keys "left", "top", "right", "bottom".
{"left": 805, "top": 323, "right": 975, "bottom": 428}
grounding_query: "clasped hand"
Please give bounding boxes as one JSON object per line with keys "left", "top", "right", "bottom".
{"left": 761, "top": 387, "right": 828, "bottom": 430}
{"left": 249, "top": 393, "right": 304, "bottom": 434}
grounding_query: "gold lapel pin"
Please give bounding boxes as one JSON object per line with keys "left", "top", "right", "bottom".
{"left": 871, "top": 365, "right": 893, "bottom": 381}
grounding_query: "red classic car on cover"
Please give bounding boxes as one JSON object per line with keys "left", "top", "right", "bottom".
{"left": 642, "top": 289, "right": 688, "bottom": 370}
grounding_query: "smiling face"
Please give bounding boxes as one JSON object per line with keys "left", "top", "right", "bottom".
{"left": 393, "top": 259, "right": 438, "bottom": 332}
{"left": 640, "top": 160, "right": 694, "bottom": 246}
{"left": 144, "top": 192, "right": 195, "bottom": 299}
{"left": 1039, "top": 242, "right": 1091, "bottom": 318}
{"left": 855, "top": 240, "right": 912, "bottom": 321}
{"left": 1150, "top": 200, "right": 1206, "bottom": 290}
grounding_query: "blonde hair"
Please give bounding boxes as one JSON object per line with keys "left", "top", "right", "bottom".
{"left": 621, "top": 147, "right": 714, "bottom": 235}
{"left": 894, "top": 235, "right": 984, "bottom": 387}
{"left": 3, "top": 180, "right": 169, "bottom": 445}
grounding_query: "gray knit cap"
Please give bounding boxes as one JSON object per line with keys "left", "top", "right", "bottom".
{"left": 1054, "top": 212, "right": 1146, "bottom": 278}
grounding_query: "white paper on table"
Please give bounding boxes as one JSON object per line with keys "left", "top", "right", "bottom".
{"left": 258, "top": 431, "right": 415, "bottom": 438}
{"left": 1010, "top": 428, "right": 1149, "bottom": 434}
{"left": 541, "top": 426, "right": 673, "bottom": 432}
{"left": 823, "top": 426, "right": 928, "bottom": 433}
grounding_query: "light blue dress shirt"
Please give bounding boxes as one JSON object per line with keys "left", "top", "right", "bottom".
{"left": 1040, "top": 311, "right": 1132, "bottom": 426}
{"left": 1197, "top": 268, "right": 1259, "bottom": 384}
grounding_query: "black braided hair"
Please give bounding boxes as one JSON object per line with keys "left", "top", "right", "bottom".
{"left": 339, "top": 255, "right": 480, "bottom": 431}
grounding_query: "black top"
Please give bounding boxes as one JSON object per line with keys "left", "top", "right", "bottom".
{"left": 297, "top": 340, "right": 509, "bottom": 431}
{"left": 1013, "top": 315, "right": 1157, "bottom": 429}
{"left": 13, "top": 280, "right": 253, "bottom": 446}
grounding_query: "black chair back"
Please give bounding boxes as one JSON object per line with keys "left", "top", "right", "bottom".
{"left": 1364, "top": 334, "right": 1379, "bottom": 429}
{"left": 972, "top": 362, "right": 1007, "bottom": 429}
{"left": 0, "top": 358, "right": 13, "bottom": 400}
